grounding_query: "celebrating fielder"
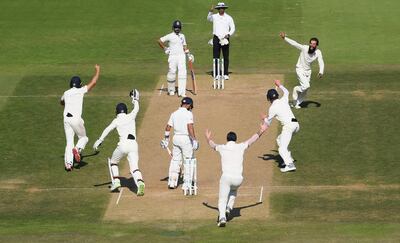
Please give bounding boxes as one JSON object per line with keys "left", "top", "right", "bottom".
{"left": 158, "top": 20, "right": 194, "bottom": 97}
{"left": 60, "top": 64, "right": 100, "bottom": 171}
{"left": 207, "top": 2, "right": 235, "bottom": 80}
{"left": 280, "top": 32, "right": 324, "bottom": 109}
{"left": 160, "top": 97, "right": 199, "bottom": 192}
{"left": 263, "top": 80, "right": 300, "bottom": 173}
{"left": 93, "top": 90, "right": 145, "bottom": 196}
{"left": 205, "top": 123, "right": 268, "bottom": 227}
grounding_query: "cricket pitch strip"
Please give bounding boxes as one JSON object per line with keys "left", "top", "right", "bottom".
{"left": 103, "top": 74, "right": 282, "bottom": 223}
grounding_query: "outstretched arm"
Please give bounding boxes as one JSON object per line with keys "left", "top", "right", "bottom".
{"left": 207, "top": 5, "right": 214, "bottom": 21}
{"left": 280, "top": 32, "right": 303, "bottom": 50}
{"left": 245, "top": 123, "right": 268, "bottom": 147}
{"left": 87, "top": 64, "right": 100, "bottom": 92}
{"left": 205, "top": 129, "right": 217, "bottom": 149}
{"left": 317, "top": 52, "right": 325, "bottom": 78}
{"left": 274, "top": 79, "right": 289, "bottom": 101}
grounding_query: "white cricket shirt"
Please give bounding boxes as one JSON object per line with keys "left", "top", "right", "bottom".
{"left": 160, "top": 32, "right": 187, "bottom": 56}
{"left": 216, "top": 141, "right": 248, "bottom": 178}
{"left": 266, "top": 85, "right": 296, "bottom": 127}
{"left": 285, "top": 37, "right": 324, "bottom": 74}
{"left": 207, "top": 12, "right": 235, "bottom": 37}
{"left": 168, "top": 107, "right": 194, "bottom": 136}
{"left": 99, "top": 100, "right": 139, "bottom": 141}
{"left": 61, "top": 85, "right": 88, "bottom": 117}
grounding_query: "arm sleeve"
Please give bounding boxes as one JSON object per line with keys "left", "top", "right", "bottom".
{"left": 317, "top": 51, "right": 325, "bottom": 74}
{"left": 129, "top": 100, "right": 139, "bottom": 119}
{"left": 279, "top": 84, "right": 289, "bottom": 102}
{"left": 99, "top": 120, "right": 117, "bottom": 141}
{"left": 182, "top": 34, "right": 187, "bottom": 46}
{"left": 60, "top": 94, "right": 65, "bottom": 101}
{"left": 264, "top": 108, "right": 275, "bottom": 126}
{"left": 228, "top": 16, "right": 235, "bottom": 36}
{"left": 160, "top": 34, "right": 169, "bottom": 43}
{"left": 245, "top": 134, "right": 260, "bottom": 148}
{"left": 80, "top": 85, "right": 88, "bottom": 94}
{"left": 207, "top": 12, "right": 213, "bottom": 22}
{"left": 167, "top": 114, "right": 173, "bottom": 127}
{"left": 284, "top": 37, "right": 304, "bottom": 50}
{"left": 188, "top": 112, "right": 194, "bottom": 124}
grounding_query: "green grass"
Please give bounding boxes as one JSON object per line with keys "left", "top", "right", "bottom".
{"left": 0, "top": 0, "right": 400, "bottom": 241}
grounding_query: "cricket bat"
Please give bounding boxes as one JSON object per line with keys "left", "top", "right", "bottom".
{"left": 188, "top": 60, "right": 197, "bottom": 95}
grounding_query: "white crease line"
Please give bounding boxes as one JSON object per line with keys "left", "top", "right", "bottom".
{"left": 159, "top": 84, "right": 164, "bottom": 96}
{"left": 259, "top": 186, "right": 264, "bottom": 203}
{"left": 116, "top": 188, "right": 123, "bottom": 205}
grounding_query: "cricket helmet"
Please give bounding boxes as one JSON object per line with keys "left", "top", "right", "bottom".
{"left": 266, "top": 89, "right": 279, "bottom": 101}
{"left": 172, "top": 20, "right": 182, "bottom": 30}
{"left": 70, "top": 76, "right": 82, "bottom": 88}
{"left": 181, "top": 97, "right": 194, "bottom": 109}
{"left": 116, "top": 103, "right": 128, "bottom": 115}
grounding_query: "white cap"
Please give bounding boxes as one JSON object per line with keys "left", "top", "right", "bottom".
{"left": 215, "top": 2, "right": 228, "bottom": 9}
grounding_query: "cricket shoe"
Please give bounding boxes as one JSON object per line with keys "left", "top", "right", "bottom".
{"left": 226, "top": 207, "right": 232, "bottom": 220}
{"left": 217, "top": 217, "right": 227, "bottom": 227}
{"left": 65, "top": 163, "right": 73, "bottom": 172}
{"left": 294, "top": 104, "right": 301, "bottom": 109}
{"left": 214, "top": 75, "right": 221, "bottom": 81}
{"left": 280, "top": 163, "right": 296, "bottom": 173}
{"left": 223, "top": 75, "right": 229, "bottom": 80}
{"left": 72, "top": 148, "right": 81, "bottom": 163}
{"left": 137, "top": 182, "right": 145, "bottom": 196}
{"left": 168, "top": 91, "right": 175, "bottom": 96}
{"left": 110, "top": 179, "right": 121, "bottom": 192}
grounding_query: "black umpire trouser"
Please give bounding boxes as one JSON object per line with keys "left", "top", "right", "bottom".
{"left": 213, "top": 35, "right": 229, "bottom": 76}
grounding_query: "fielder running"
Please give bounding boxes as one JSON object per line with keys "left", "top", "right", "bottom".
{"left": 60, "top": 64, "right": 100, "bottom": 171}
{"left": 158, "top": 20, "right": 194, "bottom": 97}
{"left": 207, "top": 2, "right": 235, "bottom": 80}
{"left": 160, "top": 97, "right": 199, "bottom": 191}
{"left": 280, "top": 32, "right": 325, "bottom": 109}
{"left": 93, "top": 90, "right": 145, "bottom": 196}
{"left": 205, "top": 123, "right": 268, "bottom": 227}
{"left": 263, "top": 80, "right": 300, "bottom": 172}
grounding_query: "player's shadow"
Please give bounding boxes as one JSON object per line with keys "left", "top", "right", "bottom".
{"left": 258, "top": 150, "right": 285, "bottom": 168}
{"left": 300, "top": 100, "right": 321, "bottom": 108}
{"left": 202, "top": 201, "right": 263, "bottom": 222}
{"left": 160, "top": 175, "right": 184, "bottom": 187}
{"left": 60, "top": 151, "right": 99, "bottom": 170}
{"left": 94, "top": 177, "right": 140, "bottom": 194}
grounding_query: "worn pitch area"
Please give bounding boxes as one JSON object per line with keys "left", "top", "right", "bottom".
{"left": 103, "top": 74, "right": 282, "bottom": 223}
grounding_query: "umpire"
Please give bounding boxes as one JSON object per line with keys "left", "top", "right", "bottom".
{"left": 207, "top": 2, "right": 235, "bottom": 80}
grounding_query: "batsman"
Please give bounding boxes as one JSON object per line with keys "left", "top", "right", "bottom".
{"left": 160, "top": 97, "right": 199, "bottom": 194}
{"left": 93, "top": 89, "right": 145, "bottom": 196}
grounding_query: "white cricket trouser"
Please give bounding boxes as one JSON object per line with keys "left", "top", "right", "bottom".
{"left": 293, "top": 68, "right": 311, "bottom": 105}
{"left": 218, "top": 174, "right": 243, "bottom": 219}
{"left": 64, "top": 116, "right": 88, "bottom": 166}
{"left": 168, "top": 135, "right": 193, "bottom": 187}
{"left": 277, "top": 122, "right": 300, "bottom": 166}
{"left": 110, "top": 139, "right": 143, "bottom": 186}
{"left": 111, "top": 139, "right": 143, "bottom": 185}
{"left": 167, "top": 54, "right": 187, "bottom": 96}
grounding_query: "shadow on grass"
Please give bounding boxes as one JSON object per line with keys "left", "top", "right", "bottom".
{"left": 202, "top": 201, "right": 263, "bottom": 222}
{"left": 300, "top": 100, "right": 321, "bottom": 108}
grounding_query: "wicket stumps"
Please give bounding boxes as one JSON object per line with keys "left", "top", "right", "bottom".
{"left": 213, "top": 58, "right": 225, "bottom": 89}
{"left": 183, "top": 158, "right": 198, "bottom": 196}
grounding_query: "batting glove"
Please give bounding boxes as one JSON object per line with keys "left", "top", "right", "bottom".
{"left": 192, "top": 139, "right": 199, "bottom": 151}
{"left": 187, "top": 53, "right": 195, "bottom": 63}
{"left": 164, "top": 47, "right": 171, "bottom": 55}
{"left": 160, "top": 138, "right": 169, "bottom": 149}
{"left": 93, "top": 139, "right": 103, "bottom": 151}
{"left": 130, "top": 89, "right": 140, "bottom": 101}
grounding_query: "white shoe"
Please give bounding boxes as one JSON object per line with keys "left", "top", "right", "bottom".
{"left": 217, "top": 217, "right": 227, "bottom": 227}
{"left": 178, "top": 94, "right": 186, "bottom": 98}
{"left": 214, "top": 75, "right": 220, "bottom": 80}
{"left": 223, "top": 75, "right": 229, "bottom": 80}
{"left": 110, "top": 179, "right": 121, "bottom": 192}
{"left": 168, "top": 91, "right": 175, "bottom": 96}
{"left": 280, "top": 163, "right": 296, "bottom": 173}
{"left": 294, "top": 104, "right": 301, "bottom": 109}
{"left": 225, "top": 207, "right": 232, "bottom": 218}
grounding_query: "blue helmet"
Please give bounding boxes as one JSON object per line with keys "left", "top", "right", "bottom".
{"left": 70, "top": 76, "right": 82, "bottom": 88}
{"left": 181, "top": 97, "right": 193, "bottom": 109}
{"left": 266, "top": 89, "right": 279, "bottom": 101}
{"left": 116, "top": 103, "right": 128, "bottom": 115}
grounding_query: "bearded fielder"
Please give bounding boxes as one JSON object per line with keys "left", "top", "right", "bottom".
{"left": 93, "top": 90, "right": 145, "bottom": 196}
{"left": 280, "top": 32, "right": 324, "bottom": 109}
{"left": 60, "top": 64, "right": 100, "bottom": 171}
{"left": 158, "top": 20, "right": 194, "bottom": 97}
{"left": 160, "top": 97, "right": 199, "bottom": 192}
{"left": 263, "top": 80, "right": 300, "bottom": 173}
{"left": 205, "top": 123, "right": 268, "bottom": 227}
